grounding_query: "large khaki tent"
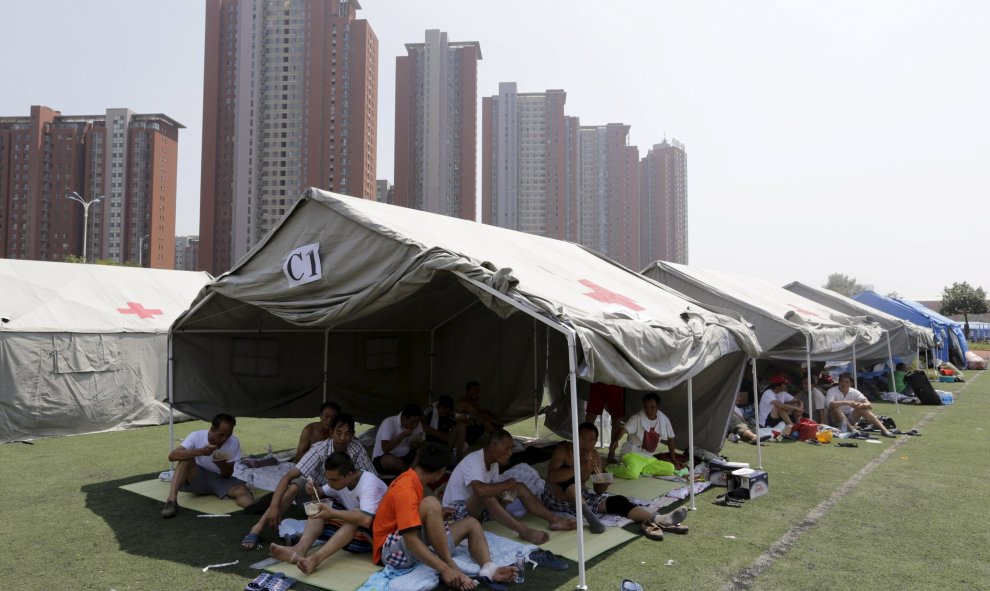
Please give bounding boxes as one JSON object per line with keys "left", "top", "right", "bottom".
{"left": 170, "top": 189, "right": 760, "bottom": 583}
{"left": 0, "top": 260, "right": 211, "bottom": 442}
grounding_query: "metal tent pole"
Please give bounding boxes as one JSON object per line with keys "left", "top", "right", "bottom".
{"left": 687, "top": 378, "right": 696, "bottom": 511}
{"left": 753, "top": 361, "right": 762, "bottom": 469}
{"left": 886, "top": 331, "right": 899, "bottom": 414}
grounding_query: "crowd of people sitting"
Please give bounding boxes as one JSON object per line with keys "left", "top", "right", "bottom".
{"left": 160, "top": 380, "right": 691, "bottom": 585}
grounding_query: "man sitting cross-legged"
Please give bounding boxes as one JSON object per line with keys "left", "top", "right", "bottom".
{"left": 268, "top": 451, "right": 387, "bottom": 574}
{"left": 442, "top": 429, "right": 576, "bottom": 545}
{"left": 542, "top": 422, "right": 687, "bottom": 539}
{"left": 373, "top": 442, "right": 516, "bottom": 591}
{"left": 240, "top": 413, "right": 376, "bottom": 550}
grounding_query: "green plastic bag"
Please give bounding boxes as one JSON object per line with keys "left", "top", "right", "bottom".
{"left": 606, "top": 452, "right": 675, "bottom": 479}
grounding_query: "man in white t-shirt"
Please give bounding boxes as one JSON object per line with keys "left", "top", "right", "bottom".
{"left": 442, "top": 429, "right": 575, "bottom": 544}
{"left": 609, "top": 392, "right": 681, "bottom": 467}
{"left": 372, "top": 403, "right": 426, "bottom": 474}
{"left": 269, "top": 451, "right": 387, "bottom": 574}
{"left": 758, "top": 375, "right": 804, "bottom": 438}
{"left": 422, "top": 395, "right": 468, "bottom": 462}
{"left": 826, "top": 373, "right": 895, "bottom": 437}
{"left": 161, "top": 413, "right": 254, "bottom": 518}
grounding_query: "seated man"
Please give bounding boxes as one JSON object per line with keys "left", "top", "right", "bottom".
{"left": 373, "top": 442, "right": 516, "bottom": 591}
{"left": 294, "top": 402, "right": 341, "bottom": 462}
{"left": 269, "top": 452, "right": 387, "bottom": 574}
{"left": 726, "top": 390, "right": 759, "bottom": 444}
{"left": 894, "top": 363, "right": 911, "bottom": 394}
{"left": 826, "top": 373, "right": 895, "bottom": 437}
{"left": 456, "top": 381, "right": 503, "bottom": 443}
{"left": 542, "top": 422, "right": 688, "bottom": 539}
{"left": 608, "top": 392, "right": 682, "bottom": 468}
{"left": 584, "top": 382, "right": 626, "bottom": 464}
{"left": 797, "top": 376, "right": 828, "bottom": 425}
{"left": 423, "top": 395, "right": 468, "bottom": 462}
{"left": 372, "top": 403, "right": 425, "bottom": 474}
{"left": 161, "top": 413, "right": 254, "bottom": 518}
{"left": 441, "top": 429, "right": 576, "bottom": 544}
{"left": 758, "top": 375, "right": 804, "bottom": 438}
{"left": 241, "top": 413, "right": 375, "bottom": 550}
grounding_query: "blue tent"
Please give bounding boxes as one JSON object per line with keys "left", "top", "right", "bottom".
{"left": 852, "top": 291, "right": 969, "bottom": 366}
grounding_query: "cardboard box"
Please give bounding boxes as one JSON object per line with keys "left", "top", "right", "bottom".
{"left": 706, "top": 460, "right": 750, "bottom": 487}
{"left": 728, "top": 468, "right": 769, "bottom": 499}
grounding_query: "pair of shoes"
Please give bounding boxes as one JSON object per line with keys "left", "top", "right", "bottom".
{"left": 654, "top": 506, "right": 687, "bottom": 526}
{"left": 245, "top": 572, "right": 283, "bottom": 591}
{"left": 712, "top": 494, "right": 743, "bottom": 508}
{"left": 240, "top": 532, "right": 260, "bottom": 551}
{"left": 835, "top": 442, "right": 858, "bottom": 448}
{"left": 727, "top": 433, "right": 740, "bottom": 443}
{"left": 268, "top": 575, "right": 297, "bottom": 591}
{"left": 641, "top": 520, "right": 664, "bottom": 540}
{"left": 160, "top": 500, "right": 179, "bottom": 519}
{"left": 621, "top": 579, "right": 644, "bottom": 591}
{"left": 659, "top": 522, "right": 689, "bottom": 534}
{"left": 527, "top": 549, "right": 569, "bottom": 571}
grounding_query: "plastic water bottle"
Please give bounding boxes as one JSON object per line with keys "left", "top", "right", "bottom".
{"left": 514, "top": 550, "right": 526, "bottom": 583}
{"left": 838, "top": 422, "right": 850, "bottom": 439}
{"left": 267, "top": 443, "right": 273, "bottom": 458}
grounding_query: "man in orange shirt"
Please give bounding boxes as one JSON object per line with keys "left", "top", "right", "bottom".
{"left": 373, "top": 442, "right": 515, "bottom": 590}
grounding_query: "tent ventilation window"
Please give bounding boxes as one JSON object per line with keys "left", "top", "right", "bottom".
{"left": 365, "top": 337, "right": 399, "bottom": 370}
{"left": 232, "top": 338, "right": 280, "bottom": 377}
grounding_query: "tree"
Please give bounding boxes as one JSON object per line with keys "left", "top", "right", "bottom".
{"left": 823, "top": 273, "right": 866, "bottom": 297}
{"left": 940, "top": 282, "right": 988, "bottom": 339}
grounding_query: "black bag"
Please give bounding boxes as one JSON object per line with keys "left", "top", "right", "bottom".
{"left": 905, "top": 370, "right": 941, "bottom": 405}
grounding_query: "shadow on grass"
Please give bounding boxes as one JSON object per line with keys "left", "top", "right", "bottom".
{"left": 83, "top": 473, "right": 588, "bottom": 590}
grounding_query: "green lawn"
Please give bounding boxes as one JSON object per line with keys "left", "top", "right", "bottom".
{"left": 1, "top": 374, "right": 985, "bottom": 591}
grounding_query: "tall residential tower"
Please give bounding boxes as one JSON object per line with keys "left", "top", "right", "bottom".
{"left": 639, "top": 139, "right": 688, "bottom": 267}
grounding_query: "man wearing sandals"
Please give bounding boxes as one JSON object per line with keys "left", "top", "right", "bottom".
{"left": 826, "top": 373, "right": 896, "bottom": 437}
{"left": 758, "top": 375, "right": 804, "bottom": 438}
{"left": 268, "top": 451, "right": 387, "bottom": 574}
{"left": 161, "top": 413, "right": 254, "bottom": 518}
{"left": 543, "top": 422, "right": 688, "bottom": 540}
{"left": 373, "top": 442, "right": 517, "bottom": 591}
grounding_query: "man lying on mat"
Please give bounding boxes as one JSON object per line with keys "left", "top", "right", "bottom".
{"left": 442, "top": 429, "right": 576, "bottom": 545}
{"left": 241, "top": 414, "right": 376, "bottom": 550}
{"left": 373, "top": 443, "right": 517, "bottom": 591}
{"left": 269, "top": 451, "right": 387, "bottom": 574}
{"left": 294, "top": 401, "right": 340, "bottom": 462}
{"left": 543, "top": 422, "right": 688, "bottom": 540}
{"left": 161, "top": 413, "right": 254, "bottom": 518}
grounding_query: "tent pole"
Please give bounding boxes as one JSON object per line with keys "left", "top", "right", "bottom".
{"left": 566, "top": 329, "right": 588, "bottom": 591}
{"left": 852, "top": 340, "right": 858, "bottom": 389}
{"left": 753, "top": 361, "right": 762, "bottom": 469}
{"left": 886, "top": 331, "right": 899, "bottom": 414}
{"left": 533, "top": 319, "right": 539, "bottom": 439}
{"left": 687, "top": 378, "right": 696, "bottom": 511}
{"left": 167, "top": 330, "right": 175, "bottom": 475}
{"left": 429, "top": 328, "right": 436, "bottom": 406}
{"left": 323, "top": 328, "right": 330, "bottom": 403}
{"left": 805, "top": 333, "right": 813, "bottom": 423}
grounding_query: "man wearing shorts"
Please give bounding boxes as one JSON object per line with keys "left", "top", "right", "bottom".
{"left": 161, "top": 413, "right": 254, "bottom": 518}
{"left": 372, "top": 403, "right": 425, "bottom": 474}
{"left": 584, "top": 382, "right": 626, "bottom": 465}
{"left": 826, "top": 373, "right": 896, "bottom": 437}
{"left": 373, "top": 443, "right": 516, "bottom": 590}
{"left": 269, "top": 452, "right": 387, "bottom": 574}
{"left": 758, "top": 375, "right": 804, "bottom": 438}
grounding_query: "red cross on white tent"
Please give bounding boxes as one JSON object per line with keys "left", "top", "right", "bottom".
{"left": 117, "top": 301, "right": 164, "bottom": 320}
{"left": 579, "top": 279, "right": 645, "bottom": 311}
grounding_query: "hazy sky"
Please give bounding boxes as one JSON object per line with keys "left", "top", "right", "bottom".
{"left": 3, "top": 1, "right": 988, "bottom": 298}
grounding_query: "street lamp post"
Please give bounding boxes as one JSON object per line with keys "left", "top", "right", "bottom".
{"left": 138, "top": 234, "right": 150, "bottom": 267}
{"left": 65, "top": 191, "right": 103, "bottom": 262}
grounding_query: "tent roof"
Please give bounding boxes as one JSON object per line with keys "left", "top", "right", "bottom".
{"left": 175, "top": 189, "right": 760, "bottom": 391}
{"left": 784, "top": 281, "right": 936, "bottom": 348}
{"left": 642, "top": 261, "right": 884, "bottom": 361}
{"left": 0, "top": 259, "right": 211, "bottom": 333}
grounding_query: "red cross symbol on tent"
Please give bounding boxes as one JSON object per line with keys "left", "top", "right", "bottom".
{"left": 117, "top": 301, "right": 164, "bottom": 319}
{"left": 579, "top": 279, "right": 645, "bottom": 311}
{"left": 786, "top": 303, "right": 823, "bottom": 319}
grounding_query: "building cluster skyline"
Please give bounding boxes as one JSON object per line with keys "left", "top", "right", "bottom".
{"left": 1, "top": 0, "right": 687, "bottom": 275}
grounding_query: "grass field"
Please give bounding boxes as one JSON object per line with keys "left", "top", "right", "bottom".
{"left": 1, "top": 373, "right": 986, "bottom": 591}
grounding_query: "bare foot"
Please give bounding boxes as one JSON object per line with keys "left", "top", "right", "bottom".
{"left": 268, "top": 542, "right": 301, "bottom": 564}
{"left": 492, "top": 565, "right": 517, "bottom": 583}
{"left": 549, "top": 518, "right": 577, "bottom": 531}
{"left": 297, "top": 555, "right": 319, "bottom": 575}
{"left": 520, "top": 527, "right": 550, "bottom": 544}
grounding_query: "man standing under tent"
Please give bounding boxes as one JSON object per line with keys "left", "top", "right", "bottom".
{"left": 373, "top": 403, "right": 426, "bottom": 474}
{"left": 455, "top": 381, "right": 503, "bottom": 444}
{"left": 294, "top": 402, "right": 340, "bottom": 462}
{"left": 758, "top": 375, "right": 804, "bottom": 438}
{"left": 583, "top": 382, "right": 627, "bottom": 465}
{"left": 373, "top": 442, "right": 517, "bottom": 590}
{"left": 240, "top": 414, "right": 375, "bottom": 550}
{"left": 268, "top": 452, "right": 387, "bottom": 574}
{"left": 608, "top": 392, "right": 682, "bottom": 468}
{"left": 442, "top": 429, "right": 576, "bottom": 545}
{"left": 161, "top": 413, "right": 254, "bottom": 518}
{"left": 826, "top": 373, "right": 896, "bottom": 437}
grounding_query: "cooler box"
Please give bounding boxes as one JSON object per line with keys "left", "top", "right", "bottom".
{"left": 938, "top": 375, "right": 955, "bottom": 383}
{"left": 707, "top": 460, "right": 750, "bottom": 487}
{"left": 728, "top": 468, "right": 769, "bottom": 499}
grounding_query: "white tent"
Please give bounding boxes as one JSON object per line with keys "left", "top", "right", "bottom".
{"left": 0, "top": 260, "right": 211, "bottom": 442}
{"left": 170, "top": 189, "right": 761, "bottom": 586}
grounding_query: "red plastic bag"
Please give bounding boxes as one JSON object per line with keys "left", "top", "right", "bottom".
{"left": 797, "top": 418, "right": 819, "bottom": 441}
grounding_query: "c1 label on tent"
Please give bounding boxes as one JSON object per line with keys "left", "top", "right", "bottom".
{"left": 283, "top": 243, "right": 323, "bottom": 287}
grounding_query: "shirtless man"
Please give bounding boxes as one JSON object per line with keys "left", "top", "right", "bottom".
{"left": 456, "top": 381, "right": 502, "bottom": 443}
{"left": 294, "top": 402, "right": 341, "bottom": 462}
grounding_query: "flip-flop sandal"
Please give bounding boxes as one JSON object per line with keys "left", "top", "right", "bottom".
{"left": 476, "top": 576, "right": 509, "bottom": 591}
{"left": 712, "top": 495, "right": 743, "bottom": 508}
{"left": 641, "top": 520, "right": 665, "bottom": 540}
{"left": 268, "top": 575, "right": 297, "bottom": 591}
{"left": 240, "top": 532, "right": 260, "bottom": 551}
{"left": 659, "top": 523, "right": 689, "bottom": 534}
{"left": 245, "top": 571, "right": 282, "bottom": 591}
{"left": 906, "top": 429, "right": 921, "bottom": 436}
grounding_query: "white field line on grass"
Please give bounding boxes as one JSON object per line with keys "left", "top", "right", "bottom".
{"left": 723, "top": 373, "right": 980, "bottom": 591}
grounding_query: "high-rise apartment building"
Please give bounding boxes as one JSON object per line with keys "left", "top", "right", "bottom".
{"left": 375, "top": 179, "right": 391, "bottom": 203}
{"left": 174, "top": 235, "right": 200, "bottom": 271}
{"left": 394, "top": 30, "right": 480, "bottom": 220}
{"left": 639, "top": 139, "right": 688, "bottom": 267}
{"left": 0, "top": 105, "right": 182, "bottom": 268}
{"left": 200, "top": 0, "right": 378, "bottom": 275}
{"left": 481, "top": 83, "right": 578, "bottom": 241}
{"left": 576, "top": 123, "right": 639, "bottom": 269}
